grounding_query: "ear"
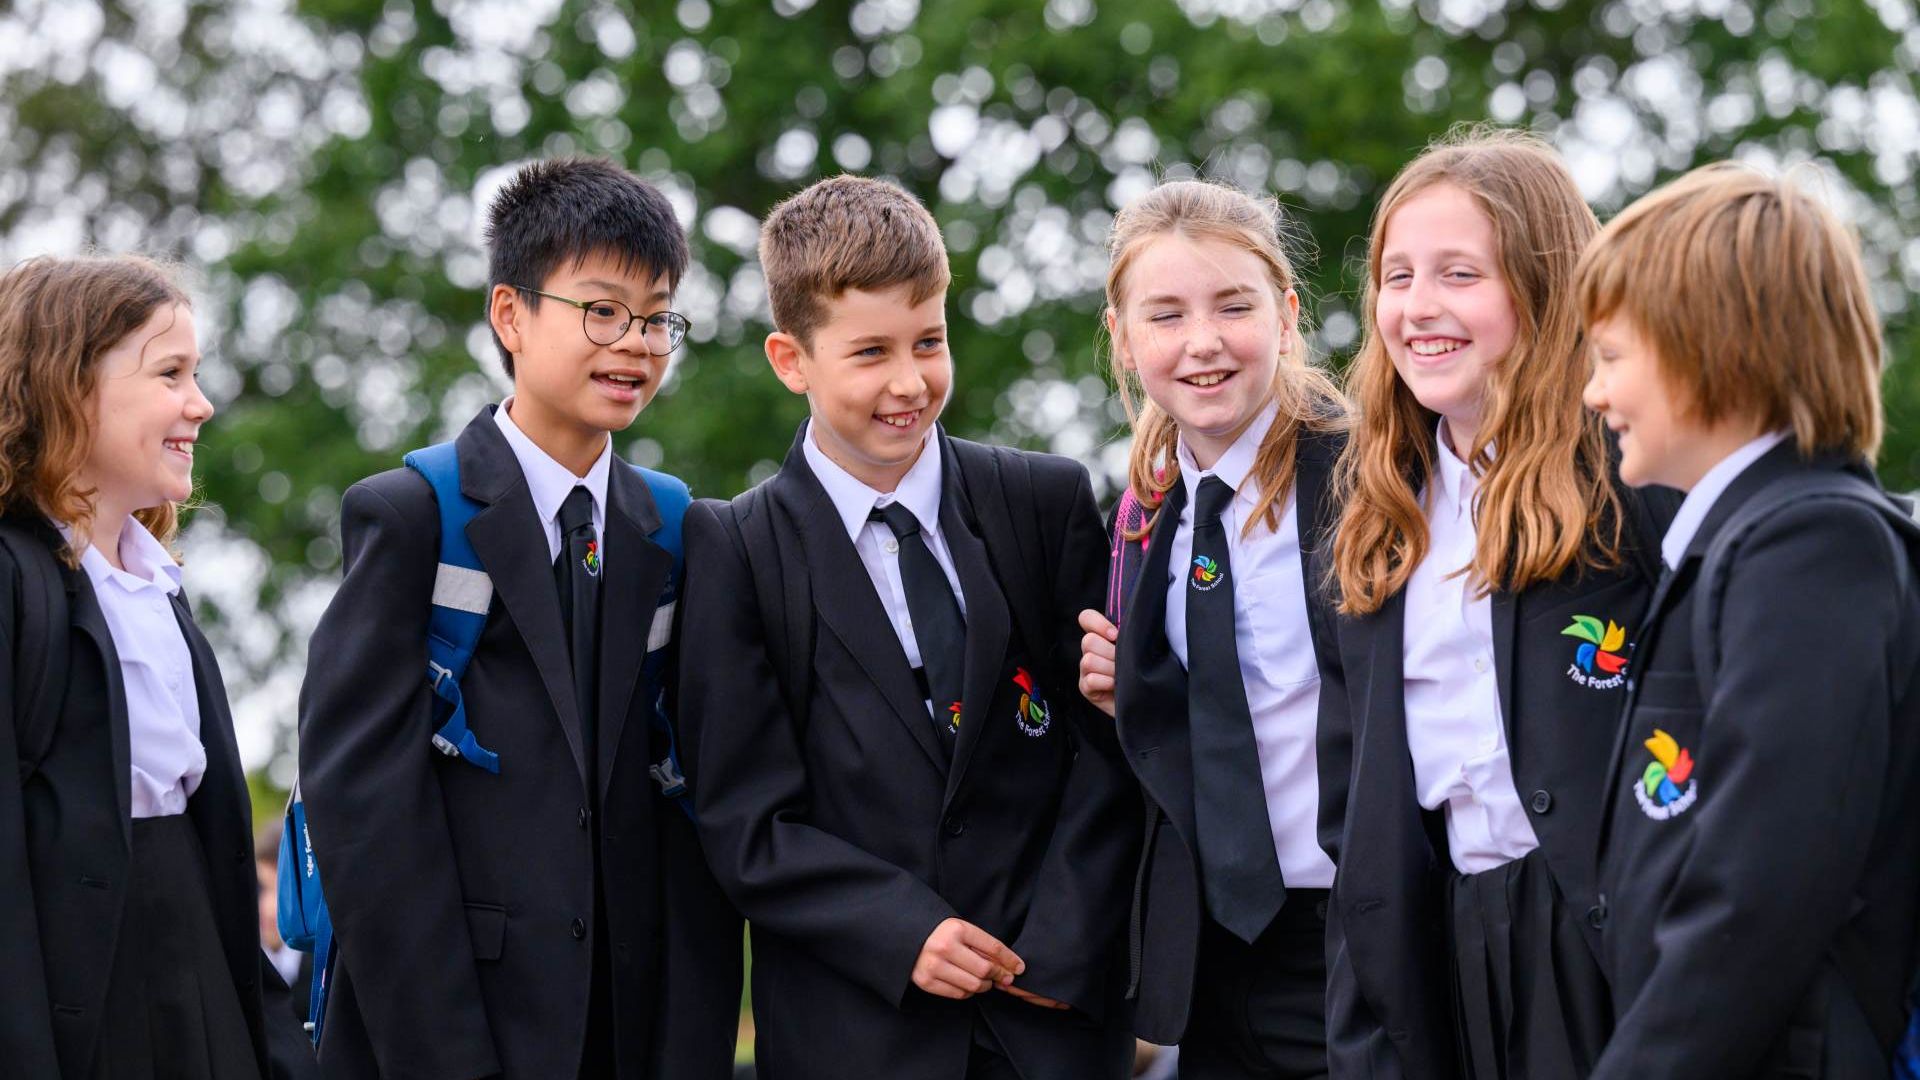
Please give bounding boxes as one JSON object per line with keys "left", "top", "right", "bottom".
{"left": 1276, "top": 288, "right": 1301, "bottom": 355}
{"left": 489, "top": 284, "right": 525, "bottom": 358}
{"left": 1105, "top": 307, "right": 1136, "bottom": 372}
{"left": 765, "top": 331, "right": 810, "bottom": 395}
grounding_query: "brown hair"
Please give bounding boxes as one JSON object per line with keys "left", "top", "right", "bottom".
{"left": 0, "top": 254, "right": 193, "bottom": 565}
{"left": 1576, "top": 161, "right": 1883, "bottom": 459}
{"left": 759, "top": 174, "right": 950, "bottom": 347}
{"left": 1104, "top": 179, "right": 1346, "bottom": 538}
{"left": 1332, "top": 125, "right": 1621, "bottom": 615}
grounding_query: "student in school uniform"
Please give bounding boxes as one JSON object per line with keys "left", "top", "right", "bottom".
{"left": 677, "top": 174, "right": 1139, "bottom": 1080}
{"left": 0, "top": 255, "right": 270, "bottom": 1078}
{"left": 1578, "top": 163, "right": 1920, "bottom": 1078}
{"left": 298, "top": 158, "right": 740, "bottom": 1080}
{"left": 1073, "top": 179, "right": 1348, "bottom": 1079}
{"left": 1318, "top": 129, "right": 1677, "bottom": 1080}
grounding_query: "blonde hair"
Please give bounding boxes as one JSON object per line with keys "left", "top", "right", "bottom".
{"left": 1576, "top": 161, "right": 1883, "bottom": 460}
{"left": 1332, "top": 126, "right": 1621, "bottom": 615}
{"left": 0, "top": 254, "right": 193, "bottom": 566}
{"left": 1104, "top": 179, "right": 1346, "bottom": 538}
{"left": 759, "top": 174, "right": 950, "bottom": 348}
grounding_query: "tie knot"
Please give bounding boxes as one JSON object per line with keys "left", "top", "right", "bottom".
{"left": 1194, "top": 475, "right": 1235, "bottom": 527}
{"left": 869, "top": 501, "right": 923, "bottom": 539}
{"left": 559, "top": 486, "right": 595, "bottom": 536}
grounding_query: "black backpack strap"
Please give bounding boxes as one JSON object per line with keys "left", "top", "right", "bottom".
{"left": 722, "top": 486, "right": 814, "bottom": 729}
{"left": 950, "top": 442, "right": 1075, "bottom": 708}
{"left": 0, "top": 521, "right": 70, "bottom": 780}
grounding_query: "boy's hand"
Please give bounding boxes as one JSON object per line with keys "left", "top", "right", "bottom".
{"left": 996, "top": 982, "right": 1071, "bottom": 1010}
{"left": 1078, "top": 609, "right": 1120, "bottom": 718}
{"left": 911, "top": 918, "right": 1023, "bottom": 1000}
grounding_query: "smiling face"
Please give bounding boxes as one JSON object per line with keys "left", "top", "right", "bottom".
{"left": 767, "top": 283, "right": 951, "bottom": 492}
{"left": 1583, "top": 313, "right": 1761, "bottom": 491}
{"left": 80, "top": 303, "right": 211, "bottom": 525}
{"left": 1375, "top": 183, "right": 1519, "bottom": 450}
{"left": 1110, "top": 232, "right": 1296, "bottom": 470}
{"left": 490, "top": 249, "right": 674, "bottom": 471}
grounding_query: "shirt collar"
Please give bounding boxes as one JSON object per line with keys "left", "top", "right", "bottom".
{"left": 1177, "top": 399, "right": 1279, "bottom": 507}
{"left": 802, "top": 419, "right": 945, "bottom": 543}
{"left": 1660, "top": 429, "right": 1792, "bottom": 570}
{"left": 1432, "top": 418, "right": 1479, "bottom": 512}
{"left": 63, "top": 516, "right": 182, "bottom": 596}
{"left": 494, "top": 398, "right": 612, "bottom": 530}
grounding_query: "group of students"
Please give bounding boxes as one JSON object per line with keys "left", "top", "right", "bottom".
{"left": 2, "top": 124, "right": 1916, "bottom": 1080}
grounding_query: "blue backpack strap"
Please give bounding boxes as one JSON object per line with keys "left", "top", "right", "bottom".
{"left": 634, "top": 465, "right": 696, "bottom": 820}
{"left": 276, "top": 785, "right": 334, "bottom": 1044}
{"left": 403, "top": 442, "right": 500, "bottom": 774}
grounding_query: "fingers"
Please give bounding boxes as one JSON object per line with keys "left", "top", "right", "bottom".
{"left": 915, "top": 958, "right": 994, "bottom": 999}
{"left": 955, "top": 922, "right": 1023, "bottom": 979}
{"left": 1078, "top": 610, "right": 1121, "bottom": 717}
{"left": 1078, "top": 608, "right": 1118, "bottom": 641}
{"left": 912, "top": 918, "right": 1024, "bottom": 1000}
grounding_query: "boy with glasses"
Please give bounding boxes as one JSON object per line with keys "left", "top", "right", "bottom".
{"left": 299, "top": 157, "right": 740, "bottom": 1079}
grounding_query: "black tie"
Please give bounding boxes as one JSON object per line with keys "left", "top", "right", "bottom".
{"left": 555, "top": 487, "right": 600, "bottom": 775}
{"left": 1186, "top": 474, "right": 1286, "bottom": 943}
{"left": 870, "top": 502, "right": 965, "bottom": 758}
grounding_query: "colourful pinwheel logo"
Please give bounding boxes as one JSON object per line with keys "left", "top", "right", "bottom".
{"left": 1561, "top": 614, "right": 1627, "bottom": 676}
{"left": 946, "top": 699, "right": 962, "bottom": 733}
{"left": 1012, "top": 667, "right": 1051, "bottom": 737}
{"left": 1633, "top": 727, "right": 1699, "bottom": 820}
{"left": 582, "top": 540, "right": 601, "bottom": 577}
{"left": 1191, "top": 555, "right": 1224, "bottom": 592}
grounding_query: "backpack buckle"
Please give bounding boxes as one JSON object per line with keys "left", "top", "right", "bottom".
{"left": 649, "top": 757, "right": 687, "bottom": 799}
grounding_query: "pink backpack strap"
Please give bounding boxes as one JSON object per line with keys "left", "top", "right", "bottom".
{"left": 1105, "top": 488, "right": 1153, "bottom": 624}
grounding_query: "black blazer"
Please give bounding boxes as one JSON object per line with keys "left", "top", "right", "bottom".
{"left": 1315, "top": 461, "right": 1676, "bottom": 1080}
{"left": 298, "top": 407, "right": 741, "bottom": 1080}
{"left": 0, "top": 515, "right": 268, "bottom": 1078}
{"left": 1591, "top": 445, "right": 1920, "bottom": 1078}
{"left": 678, "top": 427, "right": 1138, "bottom": 1080}
{"left": 1109, "top": 427, "right": 1345, "bottom": 1045}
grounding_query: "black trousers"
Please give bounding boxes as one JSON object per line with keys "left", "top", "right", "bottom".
{"left": 1180, "top": 887, "right": 1331, "bottom": 1080}
{"left": 93, "top": 814, "right": 259, "bottom": 1080}
{"left": 1446, "top": 848, "right": 1609, "bottom": 1080}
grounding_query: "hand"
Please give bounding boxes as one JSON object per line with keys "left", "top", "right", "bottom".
{"left": 996, "top": 982, "right": 1070, "bottom": 1010}
{"left": 1078, "top": 609, "right": 1120, "bottom": 718}
{"left": 911, "top": 918, "right": 1024, "bottom": 1000}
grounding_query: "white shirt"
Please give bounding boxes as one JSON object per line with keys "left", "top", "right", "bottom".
{"left": 71, "top": 517, "right": 205, "bottom": 819}
{"left": 494, "top": 399, "right": 610, "bottom": 560}
{"left": 266, "top": 943, "right": 303, "bottom": 987}
{"left": 1163, "top": 402, "right": 1336, "bottom": 889}
{"left": 802, "top": 421, "right": 965, "bottom": 697}
{"left": 1661, "top": 430, "right": 1793, "bottom": 570}
{"left": 1402, "top": 425, "right": 1540, "bottom": 875}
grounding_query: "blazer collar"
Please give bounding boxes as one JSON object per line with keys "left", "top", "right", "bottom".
{"left": 935, "top": 435, "right": 1012, "bottom": 806}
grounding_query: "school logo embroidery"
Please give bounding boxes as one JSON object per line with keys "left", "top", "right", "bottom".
{"left": 1012, "top": 667, "right": 1051, "bottom": 737}
{"left": 1191, "top": 555, "right": 1224, "bottom": 592}
{"left": 1634, "top": 728, "right": 1699, "bottom": 820}
{"left": 582, "top": 540, "right": 601, "bottom": 577}
{"left": 1560, "top": 615, "right": 1627, "bottom": 690}
{"left": 946, "top": 700, "right": 962, "bottom": 734}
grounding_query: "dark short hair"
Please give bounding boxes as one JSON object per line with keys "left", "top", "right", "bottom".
{"left": 484, "top": 157, "right": 690, "bottom": 377}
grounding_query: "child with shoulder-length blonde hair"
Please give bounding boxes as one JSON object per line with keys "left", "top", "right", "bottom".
{"left": 1318, "top": 127, "right": 1677, "bottom": 1080}
{"left": 0, "top": 255, "right": 270, "bottom": 1078}
{"left": 1580, "top": 163, "right": 1920, "bottom": 1079}
{"left": 1078, "top": 178, "right": 1347, "bottom": 1078}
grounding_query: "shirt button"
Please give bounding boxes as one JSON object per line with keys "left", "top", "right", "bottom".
{"left": 571, "top": 917, "right": 587, "bottom": 939}
{"left": 1472, "top": 657, "right": 1487, "bottom": 673}
{"left": 883, "top": 538, "right": 899, "bottom": 554}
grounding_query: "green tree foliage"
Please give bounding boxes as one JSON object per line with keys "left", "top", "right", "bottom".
{"left": 4, "top": 0, "right": 1918, "bottom": 779}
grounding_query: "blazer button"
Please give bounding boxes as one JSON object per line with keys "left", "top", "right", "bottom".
{"left": 942, "top": 815, "right": 966, "bottom": 837}
{"left": 1586, "top": 901, "right": 1608, "bottom": 930}
{"left": 571, "top": 917, "right": 587, "bottom": 939}
{"left": 1529, "top": 790, "right": 1553, "bottom": 814}
{"left": 578, "top": 807, "right": 590, "bottom": 829}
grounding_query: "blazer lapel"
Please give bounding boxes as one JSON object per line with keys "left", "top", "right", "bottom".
{"left": 940, "top": 474, "right": 1011, "bottom": 807}
{"left": 597, "top": 463, "right": 672, "bottom": 798}
{"left": 1115, "top": 479, "right": 1197, "bottom": 843}
{"left": 775, "top": 441, "right": 948, "bottom": 776}
{"left": 70, "top": 577, "right": 133, "bottom": 847}
{"left": 173, "top": 595, "right": 249, "bottom": 841}
{"left": 1492, "top": 590, "right": 1518, "bottom": 746}
{"left": 457, "top": 415, "right": 587, "bottom": 784}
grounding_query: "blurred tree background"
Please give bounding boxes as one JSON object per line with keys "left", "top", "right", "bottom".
{"left": 3, "top": 0, "right": 1918, "bottom": 792}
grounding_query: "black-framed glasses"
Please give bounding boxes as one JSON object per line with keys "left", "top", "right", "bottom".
{"left": 515, "top": 286, "right": 693, "bottom": 353}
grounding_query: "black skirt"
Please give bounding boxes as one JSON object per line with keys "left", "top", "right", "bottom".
{"left": 1446, "top": 848, "right": 1609, "bottom": 1080}
{"left": 91, "top": 814, "right": 259, "bottom": 1080}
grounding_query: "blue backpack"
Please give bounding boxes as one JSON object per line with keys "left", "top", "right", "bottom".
{"left": 276, "top": 441, "right": 694, "bottom": 1044}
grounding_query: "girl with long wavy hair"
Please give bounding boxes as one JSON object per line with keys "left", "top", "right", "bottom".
{"left": 1077, "top": 178, "right": 1346, "bottom": 1078}
{"left": 1318, "top": 129, "right": 1677, "bottom": 1080}
{"left": 0, "top": 255, "right": 270, "bottom": 1078}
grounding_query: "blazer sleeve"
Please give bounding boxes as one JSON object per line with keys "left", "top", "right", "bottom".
{"left": 1002, "top": 462, "right": 1141, "bottom": 1017}
{"left": 297, "top": 473, "right": 500, "bottom": 1080}
{"left": 1591, "top": 500, "right": 1911, "bottom": 1079}
{"left": 0, "top": 552, "right": 60, "bottom": 1072}
{"left": 678, "top": 499, "right": 957, "bottom": 1008}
